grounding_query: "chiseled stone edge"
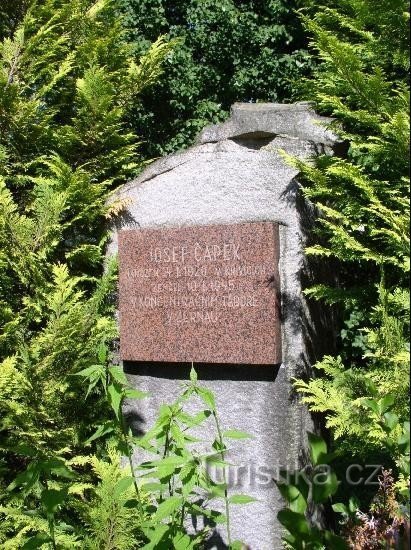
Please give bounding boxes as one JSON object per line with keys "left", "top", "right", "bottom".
{"left": 197, "top": 101, "right": 337, "bottom": 146}
{"left": 110, "top": 102, "right": 339, "bottom": 200}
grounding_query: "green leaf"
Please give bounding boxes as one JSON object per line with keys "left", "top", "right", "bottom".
{"left": 8, "top": 461, "right": 40, "bottom": 493}
{"left": 323, "top": 530, "right": 349, "bottom": 549}
{"left": 196, "top": 386, "right": 216, "bottom": 410}
{"left": 277, "top": 509, "right": 310, "bottom": 537}
{"left": 108, "top": 382, "right": 123, "bottom": 419}
{"left": 109, "top": 366, "right": 128, "bottom": 386}
{"left": 3, "top": 444, "right": 37, "bottom": 458}
{"left": 85, "top": 421, "right": 115, "bottom": 444}
{"left": 97, "top": 342, "right": 108, "bottom": 363}
{"left": 41, "top": 458, "right": 74, "bottom": 479}
{"left": 190, "top": 365, "right": 197, "bottom": 383}
{"left": 228, "top": 494, "right": 257, "bottom": 504}
{"left": 141, "top": 455, "right": 187, "bottom": 480}
{"left": 74, "top": 364, "right": 104, "bottom": 378}
{"left": 282, "top": 533, "right": 297, "bottom": 547}
{"left": 223, "top": 429, "right": 253, "bottom": 439}
{"left": 180, "top": 465, "right": 197, "bottom": 497}
{"left": 332, "top": 502, "right": 348, "bottom": 515}
{"left": 397, "top": 422, "right": 410, "bottom": 453}
{"left": 179, "top": 410, "right": 211, "bottom": 428}
{"left": 124, "top": 388, "right": 149, "bottom": 400}
{"left": 124, "top": 498, "right": 141, "bottom": 509}
{"left": 142, "top": 482, "right": 167, "bottom": 493}
{"left": 276, "top": 483, "right": 307, "bottom": 514}
{"left": 41, "top": 488, "right": 68, "bottom": 515}
{"left": 308, "top": 432, "right": 327, "bottom": 466}
{"left": 22, "top": 533, "right": 52, "bottom": 549}
{"left": 278, "top": 469, "right": 310, "bottom": 502}
{"left": 348, "top": 496, "right": 360, "bottom": 513}
{"left": 76, "top": 363, "right": 106, "bottom": 397}
{"left": 209, "top": 512, "right": 227, "bottom": 524}
{"left": 204, "top": 453, "right": 230, "bottom": 467}
{"left": 362, "top": 398, "right": 379, "bottom": 413}
{"left": 204, "top": 481, "right": 227, "bottom": 499}
{"left": 143, "top": 455, "right": 188, "bottom": 468}
{"left": 383, "top": 412, "right": 399, "bottom": 430}
{"left": 154, "top": 496, "right": 182, "bottom": 521}
{"left": 181, "top": 433, "right": 202, "bottom": 444}
{"left": 212, "top": 439, "right": 226, "bottom": 453}
{"left": 173, "top": 532, "right": 194, "bottom": 550}
{"left": 397, "top": 433, "right": 410, "bottom": 453}
{"left": 378, "top": 394, "right": 395, "bottom": 414}
{"left": 113, "top": 476, "right": 134, "bottom": 498}
{"left": 141, "top": 524, "right": 169, "bottom": 549}
{"left": 189, "top": 504, "right": 227, "bottom": 524}
{"left": 312, "top": 470, "right": 339, "bottom": 503}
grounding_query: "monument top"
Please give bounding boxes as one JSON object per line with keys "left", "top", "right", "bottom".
{"left": 110, "top": 102, "right": 340, "bottom": 205}
{"left": 197, "top": 101, "right": 337, "bottom": 147}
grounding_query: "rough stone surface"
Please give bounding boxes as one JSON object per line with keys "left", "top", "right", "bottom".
{"left": 197, "top": 102, "right": 337, "bottom": 147}
{"left": 118, "top": 222, "right": 281, "bottom": 365}
{"left": 107, "top": 103, "right": 339, "bottom": 549}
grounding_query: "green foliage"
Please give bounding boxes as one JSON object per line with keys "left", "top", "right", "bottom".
{"left": 81, "top": 447, "right": 145, "bottom": 550}
{"left": 1, "top": 456, "right": 79, "bottom": 549}
{"left": 0, "top": 1, "right": 172, "bottom": 191}
{"left": 0, "top": 0, "right": 174, "bottom": 547}
{"left": 120, "top": 0, "right": 313, "bottom": 156}
{"left": 1, "top": 0, "right": 408, "bottom": 547}
{"left": 1, "top": 2, "right": 256, "bottom": 541}
{"left": 134, "top": 366, "right": 254, "bottom": 548}
{"left": 276, "top": 433, "right": 348, "bottom": 549}
{"left": 76, "top": 362, "right": 253, "bottom": 548}
{"left": 277, "top": 429, "right": 409, "bottom": 548}
{"left": 360, "top": 396, "right": 410, "bottom": 497}
{"left": 289, "top": 0, "right": 410, "bottom": 502}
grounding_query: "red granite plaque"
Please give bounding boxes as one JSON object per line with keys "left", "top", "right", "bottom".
{"left": 118, "top": 222, "right": 281, "bottom": 365}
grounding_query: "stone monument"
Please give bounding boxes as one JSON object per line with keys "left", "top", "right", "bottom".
{"left": 108, "top": 102, "right": 339, "bottom": 549}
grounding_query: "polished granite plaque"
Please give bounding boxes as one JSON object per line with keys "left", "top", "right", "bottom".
{"left": 118, "top": 222, "right": 281, "bottom": 364}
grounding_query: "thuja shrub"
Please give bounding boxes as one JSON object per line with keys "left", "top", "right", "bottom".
{"left": 0, "top": 0, "right": 175, "bottom": 546}
{"left": 277, "top": 0, "right": 410, "bottom": 546}
{"left": 293, "top": 0, "right": 410, "bottom": 469}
